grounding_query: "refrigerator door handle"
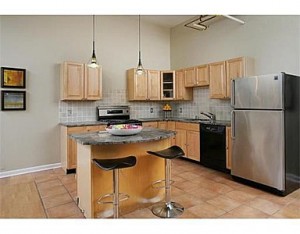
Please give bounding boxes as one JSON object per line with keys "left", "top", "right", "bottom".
{"left": 231, "top": 79, "right": 235, "bottom": 107}
{"left": 231, "top": 110, "right": 235, "bottom": 139}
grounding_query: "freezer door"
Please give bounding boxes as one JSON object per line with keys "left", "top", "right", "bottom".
{"left": 231, "top": 110, "right": 285, "bottom": 191}
{"left": 232, "top": 74, "right": 283, "bottom": 109}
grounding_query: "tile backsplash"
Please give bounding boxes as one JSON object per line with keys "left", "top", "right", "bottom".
{"left": 59, "top": 87, "right": 231, "bottom": 123}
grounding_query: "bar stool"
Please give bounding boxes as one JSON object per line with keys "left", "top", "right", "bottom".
{"left": 93, "top": 156, "right": 136, "bottom": 218}
{"left": 147, "top": 145, "right": 185, "bottom": 218}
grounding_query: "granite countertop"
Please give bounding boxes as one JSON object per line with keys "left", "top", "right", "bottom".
{"left": 60, "top": 118, "right": 231, "bottom": 127}
{"left": 69, "top": 127, "right": 176, "bottom": 145}
{"left": 137, "top": 117, "right": 231, "bottom": 126}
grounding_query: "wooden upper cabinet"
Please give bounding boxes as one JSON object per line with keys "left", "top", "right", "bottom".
{"left": 195, "top": 64, "right": 209, "bottom": 86}
{"left": 60, "top": 61, "right": 102, "bottom": 101}
{"left": 161, "top": 70, "right": 175, "bottom": 100}
{"left": 147, "top": 70, "right": 161, "bottom": 100}
{"left": 209, "top": 61, "right": 227, "bottom": 99}
{"left": 175, "top": 69, "right": 193, "bottom": 101}
{"left": 127, "top": 68, "right": 160, "bottom": 101}
{"left": 226, "top": 57, "right": 254, "bottom": 98}
{"left": 61, "top": 62, "right": 84, "bottom": 100}
{"left": 184, "top": 67, "right": 196, "bottom": 87}
{"left": 85, "top": 65, "right": 102, "bottom": 100}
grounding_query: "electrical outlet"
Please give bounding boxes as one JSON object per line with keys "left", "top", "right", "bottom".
{"left": 150, "top": 108, "right": 153, "bottom": 113}
{"left": 179, "top": 108, "right": 182, "bottom": 113}
{"left": 67, "top": 109, "right": 72, "bottom": 116}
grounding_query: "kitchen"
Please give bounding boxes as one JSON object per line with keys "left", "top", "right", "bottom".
{"left": 0, "top": 12, "right": 300, "bottom": 224}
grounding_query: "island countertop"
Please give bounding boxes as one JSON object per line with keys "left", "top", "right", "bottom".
{"left": 70, "top": 127, "right": 176, "bottom": 145}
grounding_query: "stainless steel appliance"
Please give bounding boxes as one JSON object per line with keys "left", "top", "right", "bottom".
{"left": 231, "top": 72, "right": 300, "bottom": 195}
{"left": 97, "top": 106, "right": 142, "bottom": 126}
{"left": 200, "top": 123, "right": 228, "bottom": 173}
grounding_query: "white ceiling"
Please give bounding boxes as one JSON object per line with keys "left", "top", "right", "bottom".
{"left": 142, "top": 15, "right": 195, "bottom": 28}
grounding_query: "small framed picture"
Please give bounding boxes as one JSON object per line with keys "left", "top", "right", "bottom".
{"left": 1, "top": 90, "right": 26, "bottom": 111}
{"left": 1, "top": 67, "right": 26, "bottom": 89}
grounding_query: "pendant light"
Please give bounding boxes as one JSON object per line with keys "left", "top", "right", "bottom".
{"left": 136, "top": 15, "right": 145, "bottom": 75}
{"left": 88, "top": 15, "right": 99, "bottom": 68}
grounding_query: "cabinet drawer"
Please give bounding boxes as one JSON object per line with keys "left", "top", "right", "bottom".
{"left": 175, "top": 122, "right": 199, "bottom": 131}
{"left": 85, "top": 125, "right": 105, "bottom": 132}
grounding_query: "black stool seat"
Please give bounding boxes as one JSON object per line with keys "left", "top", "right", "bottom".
{"left": 147, "top": 145, "right": 185, "bottom": 159}
{"left": 93, "top": 156, "right": 136, "bottom": 171}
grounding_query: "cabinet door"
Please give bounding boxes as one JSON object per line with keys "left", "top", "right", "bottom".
{"left": 61, "top": 62, "right": 84, "bottom": 100}
{"left": 226, "top": 127, "right": 232, "bottom": 169}
{"left": 196, "top": 64, "right": 209, "bottom": 86}
{"left": 209, "top": 61, "right": 226, "bottom": 99}
{"left": 135, "top": 71, "right": 148, "bottom": 100}
{"left": 186, "top": 130, "right": 200, "bottom": 161}
{"left": 143, "top": 121, "right": 158, "bottom": 128}
{"left": 158, "top": 121, "right": 167, "bottom": 129}
{"left": 161, "top": 71, "right": 175, "bottom": 100}
{"left": 85, "top": 65, "right": 102, "bottom": 100}
{"left": 226, "top": 57, "right": 254, "bottom": 98}
{"left": 147, "top": 70, "right": 161, "bottom": 100}
{"left": 175, "top": 70, "right": 193, "bottom": 100}
{"left": 184, "top": 67, "right": 196, "bottom": 87}
{"left": 175, "top": 129, "right": 187, "bottom": 157}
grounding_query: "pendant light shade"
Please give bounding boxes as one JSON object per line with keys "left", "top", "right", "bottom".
{"left": 88, "top": 15, "right": 99, "bottom": 68}
{"left": 136, "top": 15, "right": 145, "bottom": 75}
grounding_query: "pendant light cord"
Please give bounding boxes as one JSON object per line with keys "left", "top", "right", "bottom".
{"left": 93, "top": 15, "right": 95, "bottom": 53}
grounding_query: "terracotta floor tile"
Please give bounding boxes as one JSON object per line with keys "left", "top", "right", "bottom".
{"left": 52, "top": 168, "right": 65, "bottom": 175}
{"left": 219, "top": 205, "right": 269, "bottom": 218}
{"left": 173, "top": 180, "right": 199, "bottom": 192}
{"left": 123, "top": 208, "right": 156, "bottom": 218}
{"left": 70, "top": 190, "right": 78, "bottom": 201}
{"left": 178, "top": 209, "right": 198, "bottom": 218}
{"left": 38, "top": 185, "right": 68, "bottom": 198}
{"left": 225, "top": 190, "right": 257, "bottom": 203}
{"left": 173, "top": 193, "right": 204, "bottom": 209}
{"left": 177, "top": 171, "right": 202, "bottom": 180}
{"left": 64, "top": 181, "right": 77, "bottom": 193}
{"left": 171, "top": 186, "right": 186, "bottom": 197}
{"left": 259, "top": 193, "right": 296, "bottom": 206}
{"left": 58, "top": 174, "right": 76, "bottom": 185}
{"left": 272, "top": 203, "right": 300, "bottom": 218}
{"left": 187, "top": 187, "right": 219, "bottom": 201}
{"left": 0, "top": 201, "right": 46, "bottom": 218}
{"left": 46, "top": 202, "right": 83, "bottom": 218}
{"left": 34, "top": 174, "right": 59, "bottom": 184}
{"left": 42, "top": 192, "right": 73, "bottom": 209}
{"left": 172, "top": 175, "right": 187, "bottom": 183}
{"left": 7, "top": 174, "right": 35, "bottom": 185}
{"left": 207, "top": 195, "right": 242, "bottom": 212}
{"left": 36, "top": 179, "right": 62, "bottom": 190}
{"left": 247, "top": 197, "right": 283, "bottom": 215}
{"left": 188, "top": 202, "right": 226, "bottom": 218}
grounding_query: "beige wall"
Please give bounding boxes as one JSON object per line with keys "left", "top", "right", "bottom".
{"left": 170, "top": 15, "right": 300, "bottom": 75}
{"left": 0, "top": 15, "right": 170, "bottom": 172}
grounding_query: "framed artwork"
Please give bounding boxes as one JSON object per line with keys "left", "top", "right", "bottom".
{"left": 1, "top": 90, "right": 26, "bottom": 111}
{"left": 1, "top": 67, "right": 26, "bottom": 89}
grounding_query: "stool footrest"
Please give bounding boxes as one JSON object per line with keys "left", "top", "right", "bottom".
{"left": 97, "top": 193, "right": 129, "bottom": 204}
{"left": 152, "top": 179, "right": 174, "bottom": 189}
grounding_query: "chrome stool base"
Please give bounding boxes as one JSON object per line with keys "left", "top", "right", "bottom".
{"left": 152, "top": 201, "right": 184, "bottom": 218}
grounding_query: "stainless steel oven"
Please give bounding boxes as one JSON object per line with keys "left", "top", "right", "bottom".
{"left": 97, "top": 106, "right": 142, "bottom": 126}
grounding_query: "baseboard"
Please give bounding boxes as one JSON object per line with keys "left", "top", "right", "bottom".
{"left": 0, "top": 163, "right": 62, "bottom": 178}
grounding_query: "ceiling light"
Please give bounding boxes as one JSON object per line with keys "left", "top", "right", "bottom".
{"left": 88, "top": 15, "right": 99, "bottom": 68}
{"left": 136, "top": 15, "right": 145, "bottom": 76}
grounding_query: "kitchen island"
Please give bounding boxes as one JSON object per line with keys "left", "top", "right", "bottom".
{"left": 70, "top": 127, "right": 176, "bottom": 218}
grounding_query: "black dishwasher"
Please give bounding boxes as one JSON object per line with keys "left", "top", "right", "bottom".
{"left": 200, "top": 123, "right": 227, "bottom": 173}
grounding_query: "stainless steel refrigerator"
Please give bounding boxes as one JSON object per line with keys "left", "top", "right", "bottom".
{"left": 231, "top": 72, "right": 300, "bottom": 195}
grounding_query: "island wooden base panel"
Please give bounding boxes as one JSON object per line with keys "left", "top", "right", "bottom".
{"left": 77, "top": 139, "right": 171, "bottom": 218}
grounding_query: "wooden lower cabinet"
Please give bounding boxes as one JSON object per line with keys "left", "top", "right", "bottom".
{"left": 158, "top": 121, "right": 176, "bottom": 145}
{"left": 60, "top": 125, "right": 105, "bottom": 173}
{"left": 226, "top": 127, "right": 232, "bottom": 169}
{"left": 142, "top": 121, "right": 158, "bottom": 128}
{"left": 175, "top": 122, "right": 200, "bottom": 161}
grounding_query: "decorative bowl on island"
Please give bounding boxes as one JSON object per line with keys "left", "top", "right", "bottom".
{"left": 105, "top": 124, "right": 143, "bottom": 136}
